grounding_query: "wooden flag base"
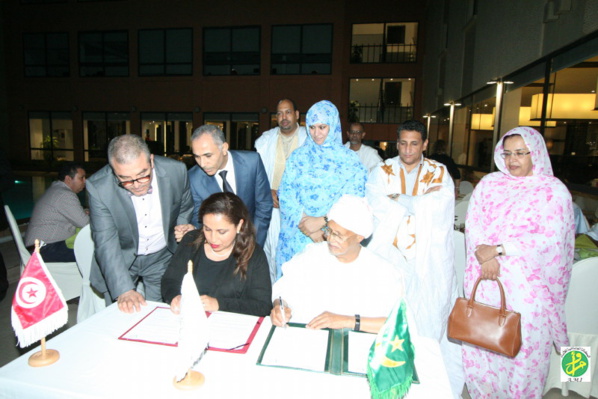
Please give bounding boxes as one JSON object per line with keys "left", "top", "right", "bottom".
{"left": 28, "top": 349, "right": 60, "bottom": 367}
{"left": 173, "top": 370, "right": 205, "bottom": 390}
{"left": 28, "top": 337, "right": 60, "bottom": 367}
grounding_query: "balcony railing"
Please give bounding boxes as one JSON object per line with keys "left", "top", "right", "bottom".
{"left": 351, "top": 43, "right": 417, "bottom": 64}
{"left": 350, "top": 104, "right": 414, "bottom": 124}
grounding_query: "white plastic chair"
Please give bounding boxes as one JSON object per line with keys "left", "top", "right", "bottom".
{"left": 454, "top": 200, "right": 469, "bottom": 229}
{"left": 73, "top": 224, "right": 106, "bottom": 323}
{"left": 453, "top": 230, "right": 466, "bottom": 297}
{"left": 543, "top": 257, "right": 598, "bottom": 397}
{"left": 459, "top": 180, "right": 474, "bottom": 196}
{"left": 5, "top": 205, "right": 83, "bottom": 301}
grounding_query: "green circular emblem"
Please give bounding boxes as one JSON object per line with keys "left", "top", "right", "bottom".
{"left": 562, "top": 350, "right": 589, "bottom": 377}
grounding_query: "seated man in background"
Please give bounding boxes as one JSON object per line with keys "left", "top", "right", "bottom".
{"left": 25, "top": 162, "right": 88, "bottom": 262}
{"left": 270, "top": 194, "right": 403, "bottom": 333}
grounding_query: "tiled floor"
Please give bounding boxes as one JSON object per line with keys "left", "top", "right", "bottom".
{"left": 0, "top": 228, "right": 592, "bottom": 398}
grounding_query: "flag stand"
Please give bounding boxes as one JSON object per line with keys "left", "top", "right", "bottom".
{"left": 28, "top": 337, "right": 60, "bottom": 367}
{"left": 172, "top": 260, "right": 205, "bottom": 390}
{"left": 27, "top": 241, "right": 61, "bottom": 367}
{"left": 173, "top": 367, "right": 205, "bottom": 390}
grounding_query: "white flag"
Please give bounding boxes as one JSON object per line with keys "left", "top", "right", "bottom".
{"left": 174, "top": 270, "right": 209, "bottom": 381}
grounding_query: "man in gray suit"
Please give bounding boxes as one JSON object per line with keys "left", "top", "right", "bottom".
{"left": 86, "top": 134, "right": 193, "bottom": 313}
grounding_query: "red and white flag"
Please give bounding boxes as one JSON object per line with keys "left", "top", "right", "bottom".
{"left": 11, "top": 252, "right": 68, "bottom": 348}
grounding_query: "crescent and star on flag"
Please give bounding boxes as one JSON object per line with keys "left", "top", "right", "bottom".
{"left": 375, "top": 335, "right": 406, "bottom": 368}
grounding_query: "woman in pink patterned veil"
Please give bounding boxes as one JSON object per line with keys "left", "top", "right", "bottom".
{"left": 462, "top": 126, "right": 575, "bottom": 398}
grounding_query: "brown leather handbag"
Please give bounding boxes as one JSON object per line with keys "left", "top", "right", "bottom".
{"left": 447, "top": 276, "right": 522, "bottom": 357}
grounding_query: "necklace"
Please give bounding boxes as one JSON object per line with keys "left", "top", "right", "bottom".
{"left": 206, "top": 243, "right": 232, "bottom": 258}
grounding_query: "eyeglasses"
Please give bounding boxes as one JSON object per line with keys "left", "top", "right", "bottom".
{"left": 500, "top": 151, "right": 530, "bottom": 159}
{"left": 322, "top": 225, "right": 349, "bottom": 243}
{"left": 117, "top": 173, "right": 151, "bottom": 188}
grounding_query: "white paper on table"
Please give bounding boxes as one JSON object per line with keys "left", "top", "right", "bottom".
{"left": 347, "top": 331, "right": 376, "bottom": 374}
{"left": 119, "top": 307, "right": 180, "bottom": 346}
{"left": 259, "top": 326, "right": 329, "bottom": 372}
{"left": 207, "top": 311, "right": 259, "bottom": 350}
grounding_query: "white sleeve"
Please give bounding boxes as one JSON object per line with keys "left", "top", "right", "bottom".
{"left": 502, "top": 242, "right": 522, "bottom": 256}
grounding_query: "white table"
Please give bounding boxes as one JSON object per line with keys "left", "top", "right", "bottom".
{"left": 0, "top": 302, "right": 453, "bottom": 398}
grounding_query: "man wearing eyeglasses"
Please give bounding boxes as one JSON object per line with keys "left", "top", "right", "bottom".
{"left": 270, "top": 195, "right": 402, "bottom": 333}
{"left": 344, "top": 122, "right": 383, "bottom": 172}
{"left": 86, "top": 134, "right": 193, "bottom": 313}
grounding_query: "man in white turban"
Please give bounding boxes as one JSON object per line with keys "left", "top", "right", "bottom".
{"left": 270, "top": 195, "right": 403, "bottom": 333}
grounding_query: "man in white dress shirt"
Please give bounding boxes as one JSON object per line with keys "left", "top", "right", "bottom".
{"left": 344, "top": 122, "right": 382, "bottom": 172}
{"left": 255, "top": 99, "right": 307, "bottom": 281}
{"left": 187, "top": 125, "right": 272, "bottom": 247}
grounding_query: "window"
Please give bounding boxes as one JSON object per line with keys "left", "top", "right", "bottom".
{"left": 203, "top": 113, "right": 259, "bottom": 151}
{"left": 141, "top": 112, "right": 193, "bottom": 155}
{"left": 138, "top": 29, "right": 192, "bottom": 76}
{"left": 349, "top": 78, "right": 415, "bottom": 123}
{"left": 351, "top": 23, "right": 418, "bottom": 64}
{"left": 21, "top": 0, "right": 65, "bottom": 3}
{"left": 83, "top": 112, "right": 130, "bottom": 161}
{"left": 500, "top": 56, "right": 598, "bottom": 184}
{"left": 29, "top": 112, "right": 74, "bottom": 161}
{"left": 203, "top": 27, "right": 260, "bottom": 76}
{"left": 271, "top": 24, "right": 333, "bottom": 75}
{"left": 79, "top": 31, "right": 128, "bottom": 77}
{"left": 23, "top": 33, "right": 69, "bottom": 77}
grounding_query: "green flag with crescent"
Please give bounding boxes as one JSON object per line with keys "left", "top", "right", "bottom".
{"left": 367, "top": 300, "right": 415, "bottom": 399}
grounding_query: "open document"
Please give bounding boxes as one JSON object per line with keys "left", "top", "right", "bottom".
{"left": 257, "top": 323, "right": 378, "bottom": 377}
{"left": 119, "top": 306, "right": 263, "bottom": 353}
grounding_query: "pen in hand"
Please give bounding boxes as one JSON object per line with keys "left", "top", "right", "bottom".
{"left": 279, "top": 296, "right": 286, "bottom": 328}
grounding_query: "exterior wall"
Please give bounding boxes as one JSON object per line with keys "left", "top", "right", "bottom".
{"left": 0, "top": 5, "right": 7, "bottom": 151}
{"left": 0, "top": 0, "right": 426, "bottom": 163}
{"left": 423, "top": 0, "right": 598, "bottom": 113}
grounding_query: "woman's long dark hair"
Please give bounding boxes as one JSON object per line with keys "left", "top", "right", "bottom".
{"left": 195, "top": 192, "right": 256, "bottom": 279}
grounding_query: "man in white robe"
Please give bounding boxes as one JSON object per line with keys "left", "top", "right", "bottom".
{"left": 255, "top": 99, "right": 307, "bottom": 283}
{"left": 344, "top": 122, "right": 383, "bottom": 172}
{"left": 366, "top": 120, "right": 463, "bottom": 397}
{"left": 271, "top": 195, "right": 403, "bottom": 333}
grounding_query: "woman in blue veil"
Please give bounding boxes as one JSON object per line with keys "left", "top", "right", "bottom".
{"left": 275, "top": 100, "right": 367, "bottom": 278}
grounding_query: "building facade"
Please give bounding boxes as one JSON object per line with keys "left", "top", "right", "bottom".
{"left": 0, "top": 0, "right": 426, "bottom": 166}
{"left": 423, "top": 0, "right": 598, "bottom": 189}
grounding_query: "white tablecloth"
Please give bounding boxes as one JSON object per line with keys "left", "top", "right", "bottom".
{"left": 0, "top": 302, "right": 453, "bottom": 399}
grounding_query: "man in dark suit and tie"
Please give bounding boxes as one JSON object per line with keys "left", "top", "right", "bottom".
{"left": 86, "top": 134, "right": 193, "bottom": 313}
{"left": 187, "top": 125, "right": 272, "bottom": 247}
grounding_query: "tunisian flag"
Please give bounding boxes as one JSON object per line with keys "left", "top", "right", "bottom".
{"left": 11, "top": 252, "right": 68, "bottom": 348}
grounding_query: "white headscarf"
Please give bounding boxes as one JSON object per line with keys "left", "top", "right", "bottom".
{"left": 327, "top": 194, "right": 374, "bottom": 238}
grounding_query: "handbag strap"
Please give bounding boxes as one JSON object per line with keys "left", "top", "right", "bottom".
{"left": 468, "top": 276, "right": 509, "bottom": 322}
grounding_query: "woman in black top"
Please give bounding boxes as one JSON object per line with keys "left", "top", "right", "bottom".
{"left": 162, "top": 192, "right": 272, "bottom": 316}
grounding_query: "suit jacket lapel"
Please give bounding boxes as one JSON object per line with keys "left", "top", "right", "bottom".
{"left": 113, "top": 176, "right": 139, "bottom": 248}
{"left": 154, "top": 158, "right": 172, "bottom": 240}
{"left": 206, "top": 173, "right": 221, "bottom": 194}
{"left": 231, "top": 151, "right": 246, "bottom": 197}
